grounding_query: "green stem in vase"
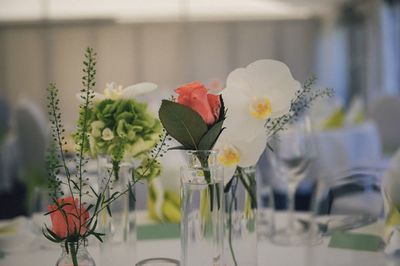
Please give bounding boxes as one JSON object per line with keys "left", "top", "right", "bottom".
{"left": 68, "top": 241, "right": 78, "bottom": 266}
{"left": 112, "top": 159, "right": 121, "bottom": 181}
{"left": 198, "top": 155, "right": 221, "bottom": 211}
{"left": 237, "top": 167, "right": 257, "bottom": 209}
{"left": 227, "top": 175, "right": 239, "bottom": 266}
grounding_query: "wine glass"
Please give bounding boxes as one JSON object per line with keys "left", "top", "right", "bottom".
{"left": 270, "top": 116, "right": 319, "bottom": 245}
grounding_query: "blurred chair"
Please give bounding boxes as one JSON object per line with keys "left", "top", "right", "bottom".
{"left": 15, "top": 99, "right": 49, "bottom": 214}
{"left": 0, "top": 97, "right": 12, "bottom": 192}
{"left": 0, "top": 98, "right": 28, "bottom": 218}
{"left": 0, "top": 98, "right": 10, "bottom": 139}
{"left": 368, "top": 96, "right": 400, "bottom": 154}
{"left": 313, "top": 121, "right": 382, "bottom": 178}
{"left": 316, "top": 168, "right": 383, "bottom": 220}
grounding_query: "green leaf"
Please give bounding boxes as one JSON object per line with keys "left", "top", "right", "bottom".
{"left": 94, "top": 193, "right": 102, "bottom": 213}
{"left": 104, "top": 192, "right": 119, "bottom": 204}
{"left": 217, "top": 95, "right": 226, "bottom": 121}
{"left": 224, "top": 176, "right": 234, "bottom": 193}
{"left": 89, "top": 185, "right": 98, "bottom": 197}
{"left": 44, "top": 224, "right": 64, "bottom": 242}
{"left": 86, "top": 204, "right": 94, "bottom": 213}
{"left": 92, "top": 232, "right": 104, "bottom": 242}
{"left": 42, "top": 231, "right": 56, "bottom": 242}
{"left": 167, "top": 146, "right": 187, "bottom": 150}
{"left": 159, "top": 100, "right": 207, "bottom": 149}
{"left": 198, "top": 120, "right": 225, "bottom": 150}
{"left": 106, "top": 205, "right": 112, "bottom": 217}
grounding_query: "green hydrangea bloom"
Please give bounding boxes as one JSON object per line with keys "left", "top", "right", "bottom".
{"left": 76, "top": 98, "right": 162, "bottom": 165}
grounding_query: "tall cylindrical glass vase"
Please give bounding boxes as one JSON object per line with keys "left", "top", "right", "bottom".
{"left": 97, "top": 156, "right": 136, "bottom": 266}
{"left": 180, "top": 150, "right": 224, "bottom": 266}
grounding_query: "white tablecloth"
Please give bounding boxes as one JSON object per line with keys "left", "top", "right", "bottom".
{"left": 0, "top": 212, "right": 387, "bottom": 266}
{"left": 1, "top": 237, "right": 386, "bottom": 266}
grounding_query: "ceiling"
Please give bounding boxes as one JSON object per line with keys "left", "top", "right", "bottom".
{"left": 0, "top": 0, "right": 353, "bottom": 23}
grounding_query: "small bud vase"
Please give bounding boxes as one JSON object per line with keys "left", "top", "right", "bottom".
{"left": 224, "top": 165, "right": 258, "bottom": 266}
{"left": 56, "top": 239, "right": 95, "bottom": 266}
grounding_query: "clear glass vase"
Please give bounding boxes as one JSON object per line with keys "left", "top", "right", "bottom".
{"left": 224, "top": 165, "right": 257, "bottom": 266}
{"left": 97, "top": 155, "right": 136, "bottom": 266}
{"left": 180, "top": 150, "right": 224, "bottom": 266}
{"left": 56, "top": 239, "right": 95, "bottom": 266}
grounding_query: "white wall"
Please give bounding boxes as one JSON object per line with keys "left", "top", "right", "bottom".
{"left": 0, "top": 19, "right": 318, "bottom": 126}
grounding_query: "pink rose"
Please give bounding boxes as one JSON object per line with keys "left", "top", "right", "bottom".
{"left": 176, "top": 81, "right": 221, "bottom": 125}
{"left": 48, "top": 196, "right": 89, "bottom": 238}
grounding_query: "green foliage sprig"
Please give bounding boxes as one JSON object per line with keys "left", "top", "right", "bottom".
{"left": 265, "top": 77, "right": 334, "bottom": 140}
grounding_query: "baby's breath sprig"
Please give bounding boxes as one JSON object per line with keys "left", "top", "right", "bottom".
{"left": 265, "top": 77, "right": 334, "bottom": 140}
{"left": 133, "top": 129, "right": 170, "bottom": 184}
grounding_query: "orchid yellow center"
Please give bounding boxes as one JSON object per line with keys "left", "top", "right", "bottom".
{"left": 218, "top": 145, "right": 241, "bottom": 167}
{"left": 249, "top": 97, "right": 272, "bottom": 119}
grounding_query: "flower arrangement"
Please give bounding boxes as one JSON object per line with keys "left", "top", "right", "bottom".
{"left": 76, "top": 81, "right": 163, "bottom": 180}
{"left": 217, "top": 59, "right": 333, "bottom": 186}
{"left": 218, "top": 59, "right": 333, "bottom": 265}
{"left": 158, "top": 60, "right": 333, "bottom": 265}
{"left": 43, "top": 48, "right": 163, "bottom": 266}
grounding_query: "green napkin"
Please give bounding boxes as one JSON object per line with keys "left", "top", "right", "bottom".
{"left": 329, "top": 232, "right": 383, "bottom": 252}
{"left": 137, "top": 223, "right": 180, "bottom": 240}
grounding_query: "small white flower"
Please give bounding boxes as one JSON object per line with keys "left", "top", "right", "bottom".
{"left": 101, "top": 128, "right": 114, "bottom": 141}
{"left": 103, "top": 82, "right": 124, "bottom": 100}
{"left": 216, "top": 133, "right": 266, "bottom": 185}
{"left": 91, "top": 120, "right": 105, "bottom": 137}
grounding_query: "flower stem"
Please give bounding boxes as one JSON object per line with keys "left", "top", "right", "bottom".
{"left": 227, "top": 176, "right": 239, "bottom": 266}
{"left": 70, "top": 241, "right": 78, "bottom": 266}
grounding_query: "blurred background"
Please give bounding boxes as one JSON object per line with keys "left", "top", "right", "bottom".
{"left": 0, "top": 0, "right": 399, "bottom": 219}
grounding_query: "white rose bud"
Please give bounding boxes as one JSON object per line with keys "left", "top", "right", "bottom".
{"left": 101, "top": 128, "right": 114, "bottom": 141}
{"left": 91, "top": 120, "right": 105, "bottom": 137}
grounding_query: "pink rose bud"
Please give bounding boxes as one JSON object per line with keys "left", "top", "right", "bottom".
{"left": 47, "top": 196, "right": 89, "bottom": 238}
{"left": 176, "top": 81, "right": 221, "bottom": 125}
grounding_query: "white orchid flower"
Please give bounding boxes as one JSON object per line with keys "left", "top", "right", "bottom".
{"left": 216, "top": 59, "right": 300, "bottom": 184}
{"left": 223, "top": 59, "right": 300, "bottom": 141}
{"left": 215, "top": 133, "right": 266, "bottom": 185}
{"left": 77, "top": 82, "right": 158, "bottom": 101}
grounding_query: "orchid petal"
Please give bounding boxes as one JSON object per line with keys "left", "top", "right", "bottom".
{"left": 121, "top": 82, "right": 158, "bottom": 99}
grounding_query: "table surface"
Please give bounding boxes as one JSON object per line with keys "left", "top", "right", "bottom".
{"left": 0, "top": 212, "right": 389, "bottom": 266}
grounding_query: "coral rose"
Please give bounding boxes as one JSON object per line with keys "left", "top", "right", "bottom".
{"left": 47, "top": 196, "right": 89, "bottom": 238}
{"left": 176, "top": 81, "right": 221, "bottom": 125}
